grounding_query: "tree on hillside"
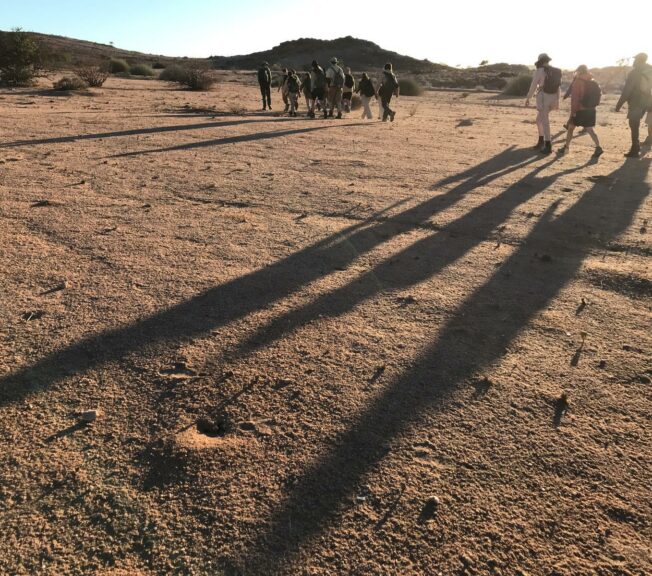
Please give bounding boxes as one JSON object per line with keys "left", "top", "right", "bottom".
{"left": 0, "top": 28, "right": 45, "bottom": 86}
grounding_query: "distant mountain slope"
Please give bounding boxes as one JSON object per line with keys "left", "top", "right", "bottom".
{"left": 210, "top": 36, "right": 449, "bottom": 72}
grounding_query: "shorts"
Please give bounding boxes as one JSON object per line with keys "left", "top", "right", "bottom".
{"left": 571, "top": 109, "right": 596, "bottom": 128}
{"left": 312, "top": 87, "right": 325, "bottom": 100}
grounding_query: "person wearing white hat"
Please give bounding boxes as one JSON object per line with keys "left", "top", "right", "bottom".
{"left": 525, "top": 53, "right": 562, "bottom": 154}
{"left": 325, "top": 57, "right": 345, "bottom": 119}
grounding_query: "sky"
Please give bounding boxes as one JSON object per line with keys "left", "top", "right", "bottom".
{"left": 0, "top": 0, "right": 649, "bottom": 69}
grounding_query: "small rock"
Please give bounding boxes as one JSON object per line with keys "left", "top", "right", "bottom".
{"left": 80, "top": 409, "right": 101, "bottom": 423}
{"left": 598, "top": 360, "right": 606, "bottom": 369}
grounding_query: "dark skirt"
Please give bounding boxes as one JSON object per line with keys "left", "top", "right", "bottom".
{"left": 572, "top": 108, "right": 596, "bottom": 127}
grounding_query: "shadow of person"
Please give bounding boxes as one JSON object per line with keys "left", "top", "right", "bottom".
{"left": 235, "top": 158, "right": 649, "bottom": 574}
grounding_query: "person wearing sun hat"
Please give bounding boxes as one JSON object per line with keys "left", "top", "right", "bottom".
{"left": 616, "top": 52, "right": 652, "bottom": 157}
{"left": 558, "top": 65, "right": 603, "bottom": 158}
{"left": 325, "top": 57, "right": 345, "bottom": 119}
{"left": 525, "top": 53, "right": 562, "bottom": 154}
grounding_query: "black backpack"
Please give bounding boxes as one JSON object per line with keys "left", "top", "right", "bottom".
{"left": 543, "top": 66, "right": 562, "bottom": 94}
{"left": 581, "top": 79, "right": 602, "bottom": 108}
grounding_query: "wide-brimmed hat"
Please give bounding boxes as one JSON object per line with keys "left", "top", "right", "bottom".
{"left": 634, "top": 52, "right": 648, "bottom": 64}
{"left": 535, "top": 53, "right": 551, "bottom": 67}
{"left": 330, "top": 57, "right": 339, "bottom": 64}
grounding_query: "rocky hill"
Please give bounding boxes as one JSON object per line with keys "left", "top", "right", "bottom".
{"left": 210, "top": 36, "right": 446, "bottom": 73}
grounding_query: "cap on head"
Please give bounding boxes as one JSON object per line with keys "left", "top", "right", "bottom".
{"left": 634, "top": 52, "right": 648, "bottom": 64}
{"left": 384, "top": 62, "right": 392, "bottom": 71}
{"left": 262, "top": 61, "right": 268, "bottom": 67}
{"left": 535, "top": 53, "right": 551, "bottom": 66}
{"left": 576, "top": 64, "right": 588, "bottom": 74}
{"left": 312, "top": 59, "right": 319, "bottom": 67}
{"left": 330, "top": 57, "right": 338, "bottom": 64}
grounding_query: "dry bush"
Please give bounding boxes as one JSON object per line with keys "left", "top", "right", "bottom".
{"left": 228, "top": 100, "right": 247, "bottom": 115}
{"left": 108, "top": 58, "right": 129, "bottom": 74}
{"left": 182, "top": 68, "right": 218, "bottom": 91}
{"left": 130, "top": 63, "right": 155, "bottom": 77}
{"left": 53, "top": 76, "right": 87, "bottom": 91}
{"left": 503, "top": 74, "right": 532, "bottom": 96}
{"left": 76, "top": 65, "right": 109, "bottom": 87}
{"left": 398, "top": 78, "right": 424, "bottom": 96}
{"left": 159, "top": 64, "right": 188, "bottom": 83}
{"left": 407, "top": 103, "right": 419, "bottom": 117}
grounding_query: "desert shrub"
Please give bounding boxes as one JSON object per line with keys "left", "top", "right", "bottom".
{"left": 407, "top": 103, "right": 420, "bottom": 117}
{"left": 350, "top": 94, "right": 362, "bottom": 111}
{"left": 130, "top": 63, "right": 155, "bottom": 77}
{"left": 181, "top": 68, "right": 217, "bottom": 90}
{"left": 53, "top": 76, "right": 88, "bottom": 91}
{"left": 152, "top": 62, "right": 166, "bottom": 69}
{"left": 398, "top": 78, "right": 424, "bottom": 96}
{"left": 0, "top": 29, "right": 45, "bottom": 86}
{"left": 76, "top": 65, "right": 109, "bottom": 87}
{"left": 109, "top": 58, "right": 130, "bottom": 74}
{"left": 503, "top": 73, "right": 533, "bottom": 96}
{"left": 159, "top": 64, "right": 188, "bottom": 83}
{"left": 228, "top": 101, "right": 247, "bottom": 114}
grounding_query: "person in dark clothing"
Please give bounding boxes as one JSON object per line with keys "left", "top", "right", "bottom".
{"left": 278, "top": 68, "right": 290, "bottom": 112}
{"left": 616, "top": 52, "right": 652, "bottom": 157}
{"left": 301, "top": 73, "right": 312, "bottom": 116}
{"left": 355, "top": 72, "right": 377, "bottom": 119}
{"left": 257, "top": 61, "right": 272, "bottom": 110}
{"left": 343, "top": 67, "right": 355, "bottom": 113}
{"left": 378, "top": 63, "right": 399, "bottom": 122}
{"left": 310, "top": 60, "right": 327, "bottom": 119}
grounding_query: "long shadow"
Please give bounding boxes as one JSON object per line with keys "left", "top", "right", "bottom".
{"left": 0, "top": 118, "right": 296, "bottom": 148}
{"left": 110, "top": 123, "right": 372, "bottom": 157}
{"left": 239, "top": 158, "right": 650, "bottom": 573}
{"left": 0, "top": 147, "right": 541, "bottom": 409}
{"left": 231, "top": 157, "right": 590, "bottom": 359}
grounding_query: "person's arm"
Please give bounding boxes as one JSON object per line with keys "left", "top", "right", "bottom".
{"left": 525, "top": 68, "right": 543, "bottom": 105}
{"left": 570, "top": 80, "right": 582, "bottom": 114}
{"left": 616, "top": 71, "right": 634, "bottom": 111}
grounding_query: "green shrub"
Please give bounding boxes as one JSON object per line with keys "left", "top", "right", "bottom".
{"left": 109, "top": 58, "right": 130, "bottom": 74}
{"left": 0, "top": 29, "right": 45, "bottom": 86}
{"left": 398, "top": 78, "right": 424, "bottom": 96}
{"left": 159, "top": 64, "right": 188, "bottom": 83}
{"left": 502, "top": 73, "right": 533, "bottom": 96}
{"left": 53, "top": 76, "right": 87, "bottom": 91}
{"left": 130, "top": 63, "right": 155, "bottom": 77}
{"left": 76, "top": 65, "right": 109, "bottom": 87}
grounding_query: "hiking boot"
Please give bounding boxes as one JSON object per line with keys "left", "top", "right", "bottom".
{"left": 336, "top": 112, "right": 342, "bottom": 119}
{"left": 557, "top": 146, "right": 568, "bottom": 155}
{"left": 323, "top": 110, "right": 328, "bottom": 119}
{"left": 624, "top": 146, "right": 640, "bottom": 158}
{"left": 390, "top": 111, "right": 396, "bottom": 122}
{"left": 308, "top": 111, "right": 315, "bottom": 119}
{"left": 592, "top": 147, "right": 604, "bottom": 158}
{"left": 328, "top": 110, "right": 334, "bottom": 118}
{"left": 533, "top": 136, "right": 544, "bottom": 150}
{"left": 540, "top": 141, "right": 552, "bottom": 155}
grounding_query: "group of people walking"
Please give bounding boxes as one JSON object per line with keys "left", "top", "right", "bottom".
{"left": 525, "top": 52, "right": 652, "bottom": 158}
{"left": 257, "top": 58, "right": 400, "bottom": 121}
{"left": 257, "top": 51, "right": 652, "bottom": 159}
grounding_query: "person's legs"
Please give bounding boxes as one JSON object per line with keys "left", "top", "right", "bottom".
{"left": 585, "top": 127, "right": 600, "bottom": 147}
{"left": 265, "top": 85, "right": 272, "bottom": 108}
{"left": 562, "top": 124, "right": 575, "bottom": 152}
{"left": 645, "top": 111, "right": 652, "bottom": 145}
{"left": 335, "top": 88, "right": 343, "bottom": 118}
{"left": 361, "top": 95, "right": 372, "bottom": 119}
{"left": 627, "top": 116, "right": 641, "bottom": 156}
{"left": 289, "top": 93, "right": 297, "bottom": 116}
{"left": 259, "top": 84, "right": 267, "bottom": 109}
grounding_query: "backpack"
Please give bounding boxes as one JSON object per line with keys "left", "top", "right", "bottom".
{"left": 543, "top": 66, "right": 562, "bottom": 94}
{"left": 331, "top": 65, "right": 345, "bottom": 88}
{"left": 581, "top": 79, "right": 602, "bottom": 108}
{"left": 257, "top": 67, "right": 270, "bottom": 84}
{"left": 313, "top": 67, "right": 326, "bottom": 90}
{"left": 382, "top": 71, "right": 399, "bottom": 95}
{"left": 287, "top": 74, "right": 300, "bottom": 93}
{"left": 344, "top": 73, "right": 355, "bottom": 90}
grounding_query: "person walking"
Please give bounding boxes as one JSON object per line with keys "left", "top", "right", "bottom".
{"left": 325, "top": 57, "right": 345, "bottom": 119}
{"left": 343, "top": 67, "right": 355, "bottom": 113}
{"left": 278, "top": 68, "right": 290, "bottom": 113}
{"left": 257, "top": 61, "right": 272, "bottom": 111}
{"left": 558, "top": 65, "right": 603, "bottom": 157}
{"left": 310, "top": 60, "right": 327, "bottom": 119}
{"left": 525, "top": 53, "right": 562, "bottom": 155}
{"left": 286, "top": 69, "right": 301, "bottom": 117}
{"left": 378, "top": 63, "right": 399, "bottom": 122}
{"left": 355, "top": 72, "right": 377, "bottom": 120}
{"left": 615, "top": 52, "right": 652, "bottom": 157}
{"left": 301, "top": 73, "right": 312, "bottom": 117}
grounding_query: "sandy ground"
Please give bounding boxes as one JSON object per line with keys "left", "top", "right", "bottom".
{"left": 0, "top": 75, "right": 650, "bottom": 576}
